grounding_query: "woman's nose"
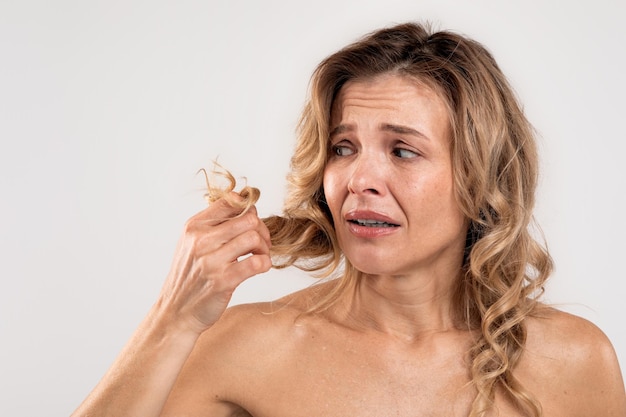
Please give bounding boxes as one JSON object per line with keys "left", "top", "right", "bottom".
{"left": 347, "top": 152, "right": 385, "bottom": 195}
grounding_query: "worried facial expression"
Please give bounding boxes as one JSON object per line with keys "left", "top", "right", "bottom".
{"left": 323, "top": 73, "right": 468, "bottom": 278}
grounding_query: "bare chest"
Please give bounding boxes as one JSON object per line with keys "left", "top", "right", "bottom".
{"left": 228, "top": 331, "right": 522, "bottom": 417}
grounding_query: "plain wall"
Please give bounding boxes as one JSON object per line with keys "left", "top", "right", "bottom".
{"left": 0, "top": 0, "right": 624, "bottom": 415}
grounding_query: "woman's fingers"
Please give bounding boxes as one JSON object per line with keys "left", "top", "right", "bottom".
{"left": 185, "top": 194, "right": 271, "bottom": 251}
{"left": 186, "top": 192, "right": 254, "bottom": 226}
{"left": 191, "top": 209, "right": 271, "bottom": 256}
{"left": 158, "top": 194, "right": 273, "bottom": 333}
{"left": 193, "top": 227, "right": 272, "bottom": 295}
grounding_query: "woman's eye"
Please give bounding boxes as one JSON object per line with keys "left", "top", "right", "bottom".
{"left": 332, "top": 144, "right": 355, "bottom": 156}
{"left": 393, "top": 148, "right": 418, "bottom": 159}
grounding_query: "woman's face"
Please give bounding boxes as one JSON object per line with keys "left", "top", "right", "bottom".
{"left": 323, "top": 73, "right": 467, "bottom": 278}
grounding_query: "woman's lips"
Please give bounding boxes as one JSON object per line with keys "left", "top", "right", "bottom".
{"left": 344, "top": 210, "right": 400, "bottom": 238}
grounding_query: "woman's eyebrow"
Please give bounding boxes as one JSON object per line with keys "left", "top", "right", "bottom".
{"left": 329, "top": 123, "right": 429, "bottom": 140}
{"left": 381, "top": 123, "right": 430, "bottom": 141}
{"left": 329, "top": 124, "right": 353, "bottom": 138}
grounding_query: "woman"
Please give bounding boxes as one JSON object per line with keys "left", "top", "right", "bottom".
{"left": 72, "top": 22, "right": 626, "bottom": 417}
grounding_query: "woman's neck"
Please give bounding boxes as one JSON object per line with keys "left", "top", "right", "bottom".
{"left": 336, "top": 269, "right": 464, "bottom": 342}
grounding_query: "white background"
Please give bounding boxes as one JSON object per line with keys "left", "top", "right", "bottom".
{"left": 1, "top": 1, "right": 624, "bottom": 415}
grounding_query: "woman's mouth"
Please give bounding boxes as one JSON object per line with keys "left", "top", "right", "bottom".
{"left": 349, "top": 219, "right": 399, "bottom": 228}
{"left": 344, "top": 211, "right": 401, "bottom": 238}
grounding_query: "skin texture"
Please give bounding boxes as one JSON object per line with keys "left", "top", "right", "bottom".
{"left": 72, "top": 75, "right": 626, "bottom": 417}
{"left": 161, "top": 296, "right": 625, "bottom": 417}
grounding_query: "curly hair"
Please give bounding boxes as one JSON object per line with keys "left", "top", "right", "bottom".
{"left": 206, "top": 22, "right": 553, "bottom": 417}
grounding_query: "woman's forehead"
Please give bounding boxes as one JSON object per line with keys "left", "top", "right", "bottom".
{"left": 328, "top": 73, "right": 452, "bottom": 143}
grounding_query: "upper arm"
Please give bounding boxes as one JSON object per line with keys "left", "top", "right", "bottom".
{"left": 159, "top": 300, "right": 299, "bottom": 417}
{"left": 569, "top": 326, "right": 626, "bottom": 416}
{"left": 523, "top": 310, "right": 626, "bottom": 416}
{"left": 159, "top": 304, "right": 274, "bottom": 417}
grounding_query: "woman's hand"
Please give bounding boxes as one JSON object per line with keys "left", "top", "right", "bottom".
{"left": 157, "top": 192, "right": 272, "bottom": 335}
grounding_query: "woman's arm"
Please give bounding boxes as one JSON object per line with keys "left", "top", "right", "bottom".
{"left": 71, "top": 195, "right": 272, "bottom": 417}
{"left": 573, "top": 327, "right": 626, "bottom": 417}
{"left": 523, "top": 310, "right": 626, "bottom": 417}
{"left": 70, "top": 307, "right": 201, "bottom": 416}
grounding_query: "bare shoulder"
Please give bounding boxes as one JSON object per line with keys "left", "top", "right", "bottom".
{"left": 161, "top": 283, "right": 328, "bottom": 417}
{"left": 206, "top": 280, "right": 330, "bottom": 344}
{"left": 195, "top": 279, "right": 330, "bottom": 346}
{"left": 518, "top": 306, "right": 626, "bottom": 416}
{"left": 185, "top": 288, "right": 317, "bottom": 374}
{"left": 525, "top": 307, "right": 615, "bottom": 358}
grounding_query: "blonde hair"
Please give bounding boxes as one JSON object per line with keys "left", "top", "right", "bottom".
{"left": 207, "top": 22, "right": 552, "bottom": 417}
